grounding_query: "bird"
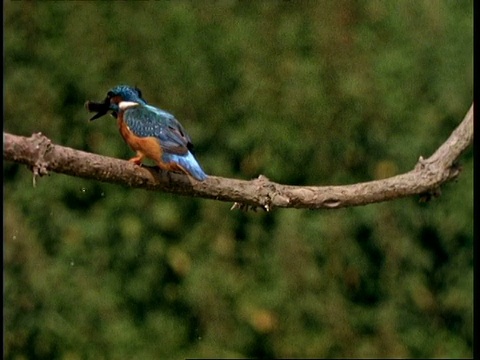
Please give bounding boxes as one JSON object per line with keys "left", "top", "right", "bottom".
{"left": 85, "top": 85, "right": 207, "bottom": 181}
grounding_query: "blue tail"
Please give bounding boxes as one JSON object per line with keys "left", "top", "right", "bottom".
{"left": 163, "top": 152, "right": 208, "bottom": 181}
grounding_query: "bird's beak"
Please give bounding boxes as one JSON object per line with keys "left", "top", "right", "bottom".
{"left": 85, "top": 98, "right": 110, "bottom": 121}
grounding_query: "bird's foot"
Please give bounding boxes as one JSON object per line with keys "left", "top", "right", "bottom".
{"left": 128, "top": 156, "right": 143, "bottom": 166}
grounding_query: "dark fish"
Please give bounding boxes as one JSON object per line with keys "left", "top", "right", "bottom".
{"left": 85, "top": 99, "right": 110, "bottom": 121}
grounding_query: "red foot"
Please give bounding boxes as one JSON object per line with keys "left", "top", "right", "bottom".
{"left": 128, "top": 156, "right": 143, "bottom": 166}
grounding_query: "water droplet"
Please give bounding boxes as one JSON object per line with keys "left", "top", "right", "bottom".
{"left": 81, "top": 188, "right": 86, "bottom": 193}
{"left": 101, "top": 192, "right": 105, "bottom": 197}
{"left": 70, "top": 261, "right": 75, "bottom": 266}
{"left": 12, "top": 235, "right": 16, "bottom": 240}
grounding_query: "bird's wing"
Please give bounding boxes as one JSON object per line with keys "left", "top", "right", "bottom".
{"left": 123, "top": 105, "right": 192, "bottom": 155}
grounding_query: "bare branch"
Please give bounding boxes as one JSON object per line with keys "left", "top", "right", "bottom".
{"left": 3, "top": 104, "right": 473, "bottom": 210}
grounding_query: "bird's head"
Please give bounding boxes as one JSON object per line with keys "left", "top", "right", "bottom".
{"left": 85, "top": 85, "right": 147, "bottom": 121}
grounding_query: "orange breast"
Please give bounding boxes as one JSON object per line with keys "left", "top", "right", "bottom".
{"left": 117, "top": 115, "right": 163, "bottom": 162}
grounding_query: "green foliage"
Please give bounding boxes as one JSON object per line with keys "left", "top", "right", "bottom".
{"left": 4, "top": 1, "right": 472, "bottom": 358}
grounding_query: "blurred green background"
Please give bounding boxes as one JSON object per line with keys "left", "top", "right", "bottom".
{"left": 4, "top": 1, "right": 473, "bottom": 359}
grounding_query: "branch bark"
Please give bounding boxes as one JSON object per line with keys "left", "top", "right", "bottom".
{"left": 3, "top": 104, "right": 473, "bottom": 210}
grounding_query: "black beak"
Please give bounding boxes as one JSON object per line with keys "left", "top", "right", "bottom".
{"left": 85, "top": 98, "right": 110, "bottom": 121}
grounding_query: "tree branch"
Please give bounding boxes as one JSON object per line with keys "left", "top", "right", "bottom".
{"left": 3, "top": 104, "right": 473, "bottom": 210}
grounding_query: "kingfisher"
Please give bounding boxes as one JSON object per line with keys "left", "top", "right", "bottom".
{"left": 85, "top": 85, "right": 207, "bottom": 181}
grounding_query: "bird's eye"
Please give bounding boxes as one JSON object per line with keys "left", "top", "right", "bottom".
{"left": 107, "top": 91, "right": 114, "bottom": 98}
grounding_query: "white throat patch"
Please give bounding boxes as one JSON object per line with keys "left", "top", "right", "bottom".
{"left": 119, "top": 101, "right": 139, "bottom": 110}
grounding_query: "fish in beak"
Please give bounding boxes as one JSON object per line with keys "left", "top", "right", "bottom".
{"left": 85, "top": 98, "right": 111, "bottom": 121}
